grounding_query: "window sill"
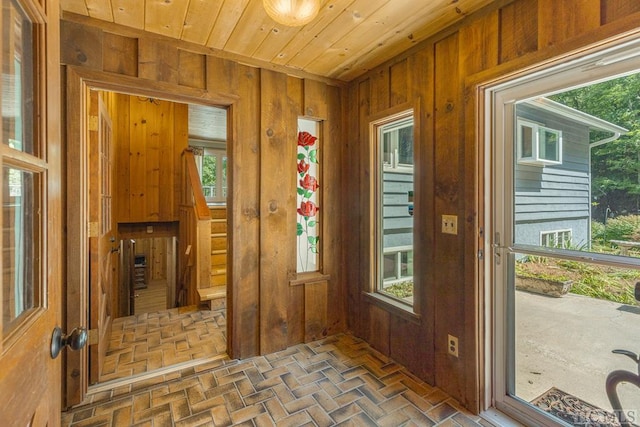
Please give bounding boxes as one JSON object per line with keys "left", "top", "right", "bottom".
{"left": 362, "top": 292, "right": 421, "bottom": 324}
{"left": 290, "top": 272, "right": 331, "bottom": 286}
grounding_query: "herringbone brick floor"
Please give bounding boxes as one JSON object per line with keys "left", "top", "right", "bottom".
{"left": 63, "top": 323, "right": 493, "bottom": 426}
{"left": 99, "top": 306, "right": 227, "bottom": 383}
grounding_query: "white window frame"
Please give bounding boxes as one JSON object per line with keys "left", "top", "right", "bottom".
{"left": 382, "top": 117, "right": 414, "bottom": 171}
{"left": 517, "top": 119, "right": 562, "bottom": 166}
{"left": 484, "top": 37, "right": 640, "bottom": 426}
{"left": 197, "top": 147, "right": 227, "bottom": 204}
{"left": 540, "top": 229, "right": 572, "bottom": 249}
{"left": 382, "top": 246, "right": 413, "bottom": 284}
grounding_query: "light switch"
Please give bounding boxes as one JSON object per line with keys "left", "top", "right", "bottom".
{"left": 442, "top": 215, "right": 458, "bottom": 235}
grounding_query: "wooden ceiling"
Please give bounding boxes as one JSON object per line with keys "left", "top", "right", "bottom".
{"left": 61, "top": 0, "right": 497, "bottom": 82}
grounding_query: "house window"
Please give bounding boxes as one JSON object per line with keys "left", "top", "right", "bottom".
{"left": 382, "top": 117, "right": 413, "bottom": 170}
{"left": 197, "top": 148, "right": 227, "bottom": 204}
{"left": 540, "top": 229, "right": 572, "bottom": 249}
{"left": 382, "top": 247, "right": 413, "bottom": 282}
{"left": 517, "top": 119, "right": 562, "bottom": 165}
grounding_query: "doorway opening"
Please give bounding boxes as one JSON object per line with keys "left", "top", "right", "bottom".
{"left": 65, "top": 75, "right": 232, "bottom": 407}
{"left": 486, "top": 37, "right": 640, "bottom": 425}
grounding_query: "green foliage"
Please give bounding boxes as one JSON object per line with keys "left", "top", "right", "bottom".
{"left": 602, "top": 214, "right": 640, "bottom": 242}
{"left": 550, "top": 74, "right": 640, "bottom": 218}
{"left": 591, "top": 220, "right": 606, "bottom": 244}
{"left": 201, "top": 155, "right": 216, "bottom": 186}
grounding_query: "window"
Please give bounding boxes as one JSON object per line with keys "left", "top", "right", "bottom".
{"left": 2, "top": 0, "right": 43, "bottom": 339}
{"left": 517, "top": 119, "right": 562, "bottom": 165}
{"left": 540, "top": 229, "right": 572, "bottom": 248}
{"left": 382, "top": 117, "right": 413, "bottom": 170}
{"left": 382, "top": 247, "right": 413, "bottom": 282}
{"left": 371, "top": 110, "right": 415, "bottom": 307}
{"left": 296, "top": 118, "right": 321, "bottom": 273}
{"left": 197, "top": 148, "right": 227, "bottom": 204}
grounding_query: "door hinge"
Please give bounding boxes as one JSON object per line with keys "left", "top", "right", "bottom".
{"left": 88, "top": 115, "right": 99, "bottom": 132}
{"left": 88, "top": 222, "right": 99, "bottom": 237}
{"left": 478, "top": 249, "right": 484, "bottom": 260}
{"left": 87, "top": 328, "right": 98, "bottom": 346}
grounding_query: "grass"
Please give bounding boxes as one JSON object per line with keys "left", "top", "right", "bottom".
{"left": 516, "top": 253, "right": 640, "bottom": 305}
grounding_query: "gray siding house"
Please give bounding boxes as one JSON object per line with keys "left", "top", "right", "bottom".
{"left": 515, "top": 98, "right": 627, "bottom": 249}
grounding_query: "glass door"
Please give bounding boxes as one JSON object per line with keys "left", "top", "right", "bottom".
{"left": 491, "top": 39, "right": 640, "bottom": 426}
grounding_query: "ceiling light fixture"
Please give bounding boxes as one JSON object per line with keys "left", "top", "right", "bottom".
{"left": 263, "top": 0, "right": 320, "bottom": 27}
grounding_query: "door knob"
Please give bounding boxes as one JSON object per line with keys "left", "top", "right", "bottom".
{"left": 50, "top": 326, "right": 88, "bottom": 359}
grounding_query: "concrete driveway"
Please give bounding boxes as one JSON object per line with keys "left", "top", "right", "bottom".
{"left": 516, "top": 290, "right": 640, "bottom": 413}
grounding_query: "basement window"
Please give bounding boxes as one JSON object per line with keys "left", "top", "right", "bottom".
{"left": 540, "top": 229, "right": 572, "bottom": 249}
{"left": 517, "top": 119, "right": 562, "bottom": 165}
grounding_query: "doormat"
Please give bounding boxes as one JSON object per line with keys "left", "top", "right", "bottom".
{"left": 532, "top": 387, "right": 623, "bottom": 426}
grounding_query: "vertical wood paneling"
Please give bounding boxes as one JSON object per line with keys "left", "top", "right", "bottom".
{"left": 178, "top": 50, "right": 206, "bottom": 89}
{"left": 370, "top": 68, "right": 389, "bottom": 114}
{"left": 128, "top": 98, "right": 147, "bottom": 221}
{"left": 144, "top": 100, "right": 162, "bottom": 220}
{"left": 102, "top": 33, "right": 138, "bottom": 76}
{"left": 390, "top": 59, "right": 408, "bottom": 107}
{"left": 259, "top": 70, "right": 296, "bottom": 355}
{"left": 233, "top": 63, "right": 261, "bottom": 358}
{"left": 110, "top": 95, "right": 184, "bottom": 223}
{"left": 60, "top": 20, "right": 104, "bottom": 69}
{"left": 138, "top": 38, "right": 179, "bottom": 84}
{"left": 433, "top": 33, "right": 464, "bottom": 400}
{"left": 173, "top": 103, "right": 188, "bottom": 221}
{"left": 114, "top": 93, "right": 130, "bottom": 221}
{"left": 304, "top": 281, "right": 328, "bottom": 342}
{"left": 601, "top": 0, "right": 640, "bottom": 24}
{"left": 499, "top": 0, "right": 538, "bottom": 63}
{"left": 537, "top": 0, "right": 601, "bottom": 48}
{"left": 303, "top": 79, "right": 328, "bottom": 119}
{"left": 288, "top": 285, "right": 305, "bottom": 345}
{"left": 368, "top": 305, "right": 390, "bottom": 355}
{"left": 344, "top": 84, "right": 361, "bottom": 336}
{"left": 406, "top": 48, "right": 435, "bottom": 383}
{"left": 460, "top": 12, "right": 499, "bottom": 75}
{"left": 323, "top": 85, "right": 346, "bottom": 337}
{"left": 354, "top": 79, "right": 371, "bottom": 339}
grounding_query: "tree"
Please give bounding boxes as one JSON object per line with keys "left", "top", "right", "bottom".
{"left": 550, "top": 73, "right": 640, "bottom": 220}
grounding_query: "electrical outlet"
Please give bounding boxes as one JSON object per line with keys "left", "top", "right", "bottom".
{"left": 442, "top": 215, "right": 458, "bottom": 235}
{"left": 448, "top": 334, "right": 459, "bottom": 357}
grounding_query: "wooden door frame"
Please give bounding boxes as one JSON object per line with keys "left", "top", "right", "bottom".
{"left": 64, "top": 66, "right": 238, "bottom": 407}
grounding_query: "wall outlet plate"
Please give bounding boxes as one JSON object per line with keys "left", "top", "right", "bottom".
{"left": 448, "top": 334, "right": 459, "bottom": 357}
{"left": 442, "top": 214, "right": 458, "bottom": 235}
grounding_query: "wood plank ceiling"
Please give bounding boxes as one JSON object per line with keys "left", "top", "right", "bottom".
{"left": 61, "top": 0, "right": 497, "bottom": 82}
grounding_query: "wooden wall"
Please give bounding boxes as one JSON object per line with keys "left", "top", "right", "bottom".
{"left": 345, "top": 0, "right": 640, "bottom": 413}
{"left": 101, "top": 92, "right": 187, "bottom": 223}
{"left": 60, "top": 15, "right": 346, "bottom": 361}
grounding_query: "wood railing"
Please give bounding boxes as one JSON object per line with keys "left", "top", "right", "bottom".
{"left": 178, "top": 148, "right": 211, "bottom": 306}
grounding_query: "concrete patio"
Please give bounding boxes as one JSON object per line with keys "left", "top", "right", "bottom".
{"left": 516, "top": 290, "right": 640, "bottom": 414}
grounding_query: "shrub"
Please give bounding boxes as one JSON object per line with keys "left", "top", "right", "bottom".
{"left": 602, "top": 214, "right": 640, "bottom": 242}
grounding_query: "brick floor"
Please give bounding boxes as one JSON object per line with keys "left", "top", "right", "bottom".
{"left": 63, "top": 324, "right": 494, "bottom": 426}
